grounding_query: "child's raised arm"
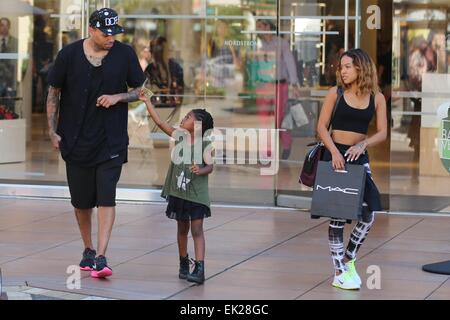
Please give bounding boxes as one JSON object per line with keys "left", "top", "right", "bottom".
{"left": 139, "top": 89, "right": 175, "bottom": 137}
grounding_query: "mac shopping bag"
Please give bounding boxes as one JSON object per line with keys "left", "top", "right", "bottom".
{"left": 311, "top": 161, "right": 366, "bottom": 221}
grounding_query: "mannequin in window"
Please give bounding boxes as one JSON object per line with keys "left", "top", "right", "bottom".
{"left": 0, "top": 17, "right": 18, "bottom": 111}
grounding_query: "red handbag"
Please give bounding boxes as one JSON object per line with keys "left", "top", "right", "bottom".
{"left": 299, "top": 87, "right": 343, "bottom": 187}
{"left": 299, "top": 142, "right": 325, "bottom": 187}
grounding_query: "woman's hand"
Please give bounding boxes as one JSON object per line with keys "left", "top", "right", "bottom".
{"left": 331, "top": 151, "right": 346, "bottom": 170}
{"left": 344, "top": 141, "right": 367, "bottom": 162}
{"left": 292, "top": 84, "right": 301, "bottom": 98}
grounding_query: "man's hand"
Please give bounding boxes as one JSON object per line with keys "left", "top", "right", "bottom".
{"left": 49, "top": 131, "right": 61, "bottom": 150}
{"left": 96, "top": 94, "right": 121, "bottom": 108}
{"left": 97, "top": 88, "right": 142, "bottom": 108}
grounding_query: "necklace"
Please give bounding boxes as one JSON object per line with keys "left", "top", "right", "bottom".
{"left": 84, "top": 39, "right": 107, "bottom": 67}
{"left": 86, "top": 53, "right": 106, "bottom": 67}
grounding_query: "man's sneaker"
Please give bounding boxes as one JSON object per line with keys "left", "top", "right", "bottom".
{"left": 79, "top": 248, "right": 96, "bottom": 271}
{"left": 332, "top": 270, "right": 361, "bottom": 290}
{"left": 90, "top": 255, "right": 113, "bottom": 278}
{"left": 345, "top": 259, "right": 362, "bottom": 286}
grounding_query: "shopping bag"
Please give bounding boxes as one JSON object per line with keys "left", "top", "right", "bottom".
{"left": 310, "top": 161, "right": 366, "bottom": 221}
{"left": 281, "top": 109, "right": 294, "bottom": 130}
{"left": 290, "top": 102, "right": 309, "bottom": 127}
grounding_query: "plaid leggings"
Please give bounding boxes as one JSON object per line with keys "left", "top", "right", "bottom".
{"left": 323, "top": 145, "right": 381, "bottom": 273}
{"left": 328, "top": 207, "right": 375, "bottom": 273}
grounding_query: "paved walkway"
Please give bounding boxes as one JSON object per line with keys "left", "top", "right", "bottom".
{"left": 0, "top": 198, "right": 449, "bottom": 300}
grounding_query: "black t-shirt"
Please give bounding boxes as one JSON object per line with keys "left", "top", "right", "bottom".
{"left": 47, "top": 39, "right": 145, "bottom": 160}
{"left": 65, "top": 65, "right": 109, "bottom": 166}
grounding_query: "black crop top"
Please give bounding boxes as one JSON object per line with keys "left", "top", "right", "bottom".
{"left": 331, "top": 93, "right": 376, "bottom": 135}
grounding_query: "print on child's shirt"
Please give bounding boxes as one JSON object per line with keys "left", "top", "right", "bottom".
{"left": 176, "top": 170, "right": 191, "bottom": 191}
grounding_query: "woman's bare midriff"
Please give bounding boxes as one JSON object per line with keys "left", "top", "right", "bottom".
{"left": 331, "top": 130, "right": 367, "bottom": 147}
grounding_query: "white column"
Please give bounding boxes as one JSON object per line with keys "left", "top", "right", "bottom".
{"left": 344, "top": 0, "right": 349, "bottom": 51}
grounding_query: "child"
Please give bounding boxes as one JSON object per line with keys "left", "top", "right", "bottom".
{"left": 139, "top": 89, "right": 214, "bottom": 285}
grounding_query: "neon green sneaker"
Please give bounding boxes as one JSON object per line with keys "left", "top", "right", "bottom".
{"left": 332, "top": 270, "right": 360, "bottom": 290}
{"left": 345, "top": 259, "right": 362, "bottom": 286}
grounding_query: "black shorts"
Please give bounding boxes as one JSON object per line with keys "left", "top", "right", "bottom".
{"left": 65, "top": 154, "right": 124, "bottom": 209}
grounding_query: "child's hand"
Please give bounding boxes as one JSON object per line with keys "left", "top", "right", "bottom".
{"left": 138, "top": 88, "right": 148, "bottom": 102}
{"left": 190, "top": 165, "right": 201, "bottom": 175}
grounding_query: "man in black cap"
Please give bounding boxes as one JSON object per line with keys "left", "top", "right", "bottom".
{"left": 47, "top": 8, "right": 145, "bottom": 278}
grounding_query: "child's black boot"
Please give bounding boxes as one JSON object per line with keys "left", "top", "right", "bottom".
{"left": 179, "top": 255, "right": 191, "bottom": 279}
{"left": 187, "top": 260, "right": 205, "bottom": 284}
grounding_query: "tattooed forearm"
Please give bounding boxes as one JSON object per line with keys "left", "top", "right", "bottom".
{"left": 117, "top": 88, "right": 140, "bottom": 103}
{"left": 46, "top": 86, "right": 61, "bottom": 135}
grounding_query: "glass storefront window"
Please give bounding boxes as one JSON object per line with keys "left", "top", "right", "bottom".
{"left": 391, "top": 0, "right": 450, "bottom": 213}
{"left": 0, "top": 0, "right": 447, "bottom": 213}
{"left": 276, "top": 0, "right": 361, "bottom": 202}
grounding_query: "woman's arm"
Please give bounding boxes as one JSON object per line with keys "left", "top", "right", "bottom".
{"left": 317, "top": 87, "right": 340, "bottom": 154}
{"left": 353, "top": 93, "right": 388, "bottom": 150}
{"left": 281, "top": 39, "right": 301, "bottom": 98}
{"left": 317, "top": 87, "right": 346, "bottom": 170}
{"left": 367, "top": 93, "right": 388, "bottom": 146}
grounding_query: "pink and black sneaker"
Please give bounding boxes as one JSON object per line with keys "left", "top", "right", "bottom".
{"left": 79, "top": 248, "right": 96, "bottom": 271}
{"left": 91, "top": 255, "right": 113, "bottom": 278}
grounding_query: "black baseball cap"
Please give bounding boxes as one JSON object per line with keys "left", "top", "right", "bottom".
{"left": 89, "top": 8, "right": 124, "bottom": 36}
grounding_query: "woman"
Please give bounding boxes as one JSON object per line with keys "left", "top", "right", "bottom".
{"left": 317, "top": 48, "right": 387, "bottom": 290}
{"left": 208, "top": 20, "right": 241, "bottom": 87}
{"left": 145, "top": 36, "right": 184, "bottom": 109}
{"left": 255, "top": 19, "right": 301, "bottom": 160}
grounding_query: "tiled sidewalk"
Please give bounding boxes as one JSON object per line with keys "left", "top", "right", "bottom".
{"left": 1, "top": 286, "right": 113, "bottom": 300}
{"left": 0, "top": 197, "right": 449, "bottom": 300}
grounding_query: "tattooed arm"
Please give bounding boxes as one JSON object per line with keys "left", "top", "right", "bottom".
{"left": 46, "top": 86, "right": 62, "bottom": 149}
{"left": 96, "top": 87, "right": 141, "bottom": 108}
{"left": 117, "top": 87, "right": 141, "bottom": 102}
